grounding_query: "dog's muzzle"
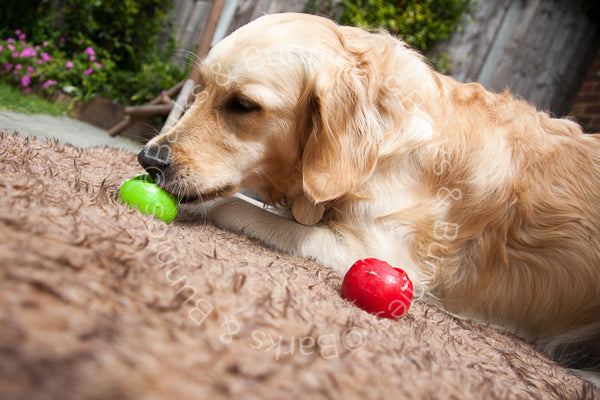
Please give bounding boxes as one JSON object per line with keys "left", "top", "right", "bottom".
{"left": 137, "top": 144, "right": 171, "bottom": 185}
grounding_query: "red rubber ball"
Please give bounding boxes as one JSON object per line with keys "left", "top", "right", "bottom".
{"left": 342, "top": 258, "right": 413, "bottom": 319}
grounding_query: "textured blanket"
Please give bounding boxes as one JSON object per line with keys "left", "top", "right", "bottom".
{"left": 0, "top": 133, "right": 596, "bottom": 399}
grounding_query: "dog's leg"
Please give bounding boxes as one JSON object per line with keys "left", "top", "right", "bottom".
{"left": 196, "top": 193, "right": 360, "bottom": 272}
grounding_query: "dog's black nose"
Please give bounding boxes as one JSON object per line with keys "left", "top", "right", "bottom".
{"left": 138, "top": 144, "right": 171, "bottom": 182}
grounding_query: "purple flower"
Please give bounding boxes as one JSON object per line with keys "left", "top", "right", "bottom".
{"left": 41, "top": 52, "right": 51, "bottom": 62}
{"left": 43, "top": 41, "right": 48, "bottom": 47}
{"left": 60, "top": 37, "right": 65, "bottom": 43}
{"left": 84, "top": 46, "right": 95, "bottom": 56}
{"left": 18, "top": 33, "right": 26, "bottom": 41}
{"left": 89, "top": 54, "right": 95, "bottom": 61}
{"left": 65, "top": 61, "right": 73, "bottom": 69}
{"left": 14, "top": 30, "right": 21, "bottom": 35}
{"left": 0, "top": 45, "right": 3, "bottom": 52}
{"left": 20, "top": 47, "right": 36, "bottom": 58}
{"left": 4, "top": 63, "right": 13, "bottom": 71}
{"left": 94, "top": 61, "right": 104, "bottom": 69}
{"left": 15, "top": 64, "right": 22, "bottom": 70}
{"left": 43, "top": 79, "right": 58, "bottom": 90}
{"left": 11, "top": 52, "right": 19, "bottom": 58}
{"left": 22, "top": 88, "right": 31, "bottom": 94}
{"left": 26, "top": 65, "right": 34, "bottom": 74}
{"left": 21, "top": 75, "right": 31, "bottom": 87}
{"left": 7, "top": 43, "right": 15, "bottom": 51}
{"left": 84, "top": 67, "right": 94, "bottom": 75}
{"left": 7, "top": 38, "right": 15, "bottom": 43}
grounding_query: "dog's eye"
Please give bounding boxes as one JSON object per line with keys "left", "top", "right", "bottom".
{"left": 226, "top": 96, "right": 261, "bottom": 113}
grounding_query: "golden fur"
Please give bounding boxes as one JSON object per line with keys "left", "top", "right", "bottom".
{"left": 139, "top": 13, "right": 600, "bottom": 369}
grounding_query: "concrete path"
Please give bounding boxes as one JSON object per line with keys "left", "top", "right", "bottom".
{"left": 0, "top": 110, "right": 143, "bottom": 153}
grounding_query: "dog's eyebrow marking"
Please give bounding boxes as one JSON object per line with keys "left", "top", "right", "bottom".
{"left": 218, "top": 85, "right": 259, "bottom": 111}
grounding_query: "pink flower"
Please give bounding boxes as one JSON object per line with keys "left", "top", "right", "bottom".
{"left": 18, "top": 33, "right": 26, "bottom": 41}
{"left": 41, "top": 52, "right": 51, "bottom": 62}
{"left": 21, "top": 75, "right": 31, "bottom": 87}
{"left": 7, "top": 38, "right": 15, "bottom": 43}
{"left": 15, "top": 64, "right": 22, "bottom": 70}
{"left": 60, "top": 37, "right": 65, "bottom": 43}
{"left": 43, "top": 80, "right": 57, "bottom": 90}
{"left": 26, "top": 65, "right": 34, "bottom": 73}
{"left": 43, "top": 42, "right": 48, "bottom": 47}
{"left": 94, "top": 61, "right": 104, "bottom": 69}
{"left": 84, "top": 46, "right": 95, "bottom": 56}
{"left": 84, "top": 67, "right": 94, "bottom": 75}
{"left": 0, "top": 45, "right": 3, "bottom": 52}
{"left": 7, "top": 44, "right": 15, "bottom": 51}
{"left": 37, "top": 60, "right": 43, "bottom": 65}
{"left": 65, "top": 61, "right": 73, "bottom": 69}
{"left": 20, "top": 47, "right": 36, "bottom": 58}
{"left": 14, "top": 30, "right": 21, "bottom": 35}
{"left": 22, "top": 88, "right": 31, "bottom": 94}
{"left": 89, "top": 54, "right": 95, "bottom": 61}
{"left": 4, "top": 63, "right": 13, "bottom": 71}
{"left": 11, "top": 52, "right": 19, "bottom": 58}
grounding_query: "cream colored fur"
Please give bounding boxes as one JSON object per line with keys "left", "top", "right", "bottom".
{"left": 141, "top": 13, "right": 600, "bottom": 370}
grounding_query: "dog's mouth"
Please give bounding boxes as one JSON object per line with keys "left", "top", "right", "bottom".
{"left": 145, "top": 166, "right": 239, "bottom": 204}
{"left": 164, "top": 182, "right": 239, "bottom": 204}
{"left": 176, "top": 193, "right": 200, "bottom": 204}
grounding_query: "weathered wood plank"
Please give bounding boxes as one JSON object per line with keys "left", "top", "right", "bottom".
{"left": 166, "top": 0, "right": 599, "bottom": 117}
{"left": 441, "top": 0, "right": 599, "bottom": 116}
{"left": 488, "top": 0, "right": 598, "bottom": 114}
{"left": 229, "top": 0, "right": 306, "bottom": 32}
{"left": 174, "top": 0, "right": 197, "bottom": 42}
{"left": 488, "top": 0, "right": 551, "bottom": 99}
{"left": 179, "top": 1, "right": 211, "bottom": 50}
{"left": 442, "top": 0, "right": 512, "bottom": 83}
{"left": 552, "top": 12, "right": 598, "bottom": 114}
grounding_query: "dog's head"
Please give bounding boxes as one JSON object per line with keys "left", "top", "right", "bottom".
{"left": 138, "top": 13, "right": 383, "bottom": 211}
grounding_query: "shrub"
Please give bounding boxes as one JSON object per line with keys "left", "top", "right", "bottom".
{"left": 0, "top": 0, "right": 187, "bottom": 105}
{"left": 0, "top": 31, "right": 113, "bottom": 101}
{"left": 54, "top": 0, "right": 173, "bottom": 72}
{"left": 305, "top": 0, "right": 476, "bottom": 72}
{"left": 0, "top": 0, "right": 45, "bottom": 39}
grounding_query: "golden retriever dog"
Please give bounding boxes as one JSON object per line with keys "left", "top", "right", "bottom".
{"left": 138, "top": 13, "right": 600, "bottom": 371}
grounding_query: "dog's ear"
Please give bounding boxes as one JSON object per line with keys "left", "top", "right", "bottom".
{"left": 301, "top": 62, "right": 380, "bottom": 204}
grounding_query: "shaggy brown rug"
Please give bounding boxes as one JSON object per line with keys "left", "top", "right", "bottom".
{"left": 0, "top": 132, "right": 597, "bottom": 400}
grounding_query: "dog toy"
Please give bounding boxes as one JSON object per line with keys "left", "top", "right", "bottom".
{"left": 342, "top": 258, "right": 413, "bottom": 319}
{"left": 119, "top": 174, "right": 179, "bottom": 223}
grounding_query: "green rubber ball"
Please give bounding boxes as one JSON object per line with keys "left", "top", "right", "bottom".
{"left": 119, "top": 174, "right": 179, "bottom": 224}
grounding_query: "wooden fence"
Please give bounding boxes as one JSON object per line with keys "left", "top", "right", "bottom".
{"left": 169, "top": 0, "right": 305, "bottom": 60}
{"left": 171, "top": 0, "right": 213, "bottom": 53}
{"left": 437, "top": 0, "right": 599, "bottom": 116}
{"left": 228, "top": 0, "right": 306, "bottom": 31}
{"left": 169, "top": 0, "right": 599, "bottom": 117}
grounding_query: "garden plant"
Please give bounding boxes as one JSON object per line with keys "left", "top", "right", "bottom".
{"left": 0, "top": 0, "right": 186, "bottom": 106}
{"left": 305, "top": 0, "right": 476, "bottom": 72}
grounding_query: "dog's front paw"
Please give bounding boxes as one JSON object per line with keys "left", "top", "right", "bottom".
{"left": 177, "top": 196, "right": 225, "bottom": 223}
{"left": 183, "top": 193, "right": 292, "bottom": 241}
{"left": 204, "top": 196, "right": 255, "bottom": 234}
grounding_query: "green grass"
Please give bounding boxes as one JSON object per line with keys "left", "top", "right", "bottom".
{"left": 0, "top": 81, "right": 69, "bottom": 116}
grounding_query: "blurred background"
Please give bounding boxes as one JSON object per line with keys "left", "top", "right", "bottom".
{"left": 1, "top": 0, "right": 599, "bottom": 141}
